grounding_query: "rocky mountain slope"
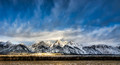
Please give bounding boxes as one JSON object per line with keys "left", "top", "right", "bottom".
{"left": 31, "top": 40, "right": 120, "bottom": 54}
{"left": 0, "top": 40, "right": 120, "bottom": 55}
{"left": 0, "top": 41, "right": 31, "bottom": 54}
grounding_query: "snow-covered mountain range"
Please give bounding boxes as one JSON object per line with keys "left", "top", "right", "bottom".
{"left": 0, "top": 40, "right": 120, "bottom": 55}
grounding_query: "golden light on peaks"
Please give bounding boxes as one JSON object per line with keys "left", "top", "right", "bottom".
{"left": 30, "top": 53, "right": 62, "bottom": 56}
{"left": 54, "top": 40, "right": 68, "bottom": 47}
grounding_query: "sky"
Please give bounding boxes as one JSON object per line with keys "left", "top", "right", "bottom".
{"left": 0, "top": 0, "right": 120, "bottom": 45}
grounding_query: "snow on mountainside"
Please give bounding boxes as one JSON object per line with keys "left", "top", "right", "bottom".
{"left": 32, "top": 41, "right": 50, "bottom": 53}
{"left": 83, "top": 44, "right": 120, "bottom": 54}
{"left": 0, "top": 42, "right": 31, "bottom": 54}
{"left": 0, "top": 40, "right": 120, "bottom": 55}
{"left": 31, "top": 40, "right": 120, "bottom": 54}
{"left": 0, "top": 41, "right": 13, "bottom": 51}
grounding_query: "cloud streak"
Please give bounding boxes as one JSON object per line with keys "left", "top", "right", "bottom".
{"left": 0, "top": 23, "right": 120, "bottom": 46}
{"left": 0, "top": 0, "right": 120, "bottom": 45}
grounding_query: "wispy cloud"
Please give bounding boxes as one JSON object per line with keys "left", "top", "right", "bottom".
{"left": 64, "top": 25, "right": 120, "bottom": 46}
{"left": 0, "top": 0, "right": 120, "bottom": 45}
{"left": 0, "top": 22, "right": 120, "bottom": 46}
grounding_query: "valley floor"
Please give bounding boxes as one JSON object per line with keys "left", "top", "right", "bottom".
{"left": 0, "top": 54, "right": 120, "bottom": 61}
{"left": 1, "top": 61, "right": 120, "bottom": 65}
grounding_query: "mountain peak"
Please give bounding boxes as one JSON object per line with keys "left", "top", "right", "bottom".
{"left": 53, "top": 40, "right": 68, "bottom": 47}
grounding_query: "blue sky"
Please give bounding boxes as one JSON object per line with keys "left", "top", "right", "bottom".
{"left": 0, "top": 0, "right": 120, "bottom": 45}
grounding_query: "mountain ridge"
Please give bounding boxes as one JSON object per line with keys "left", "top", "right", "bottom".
{"left": 0, "top": 40, "right": 120, "bottom": 55}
